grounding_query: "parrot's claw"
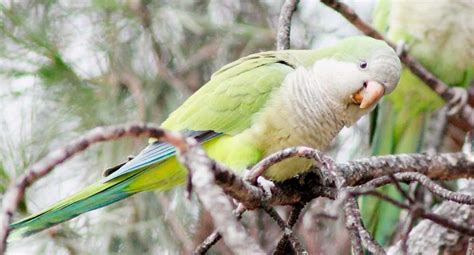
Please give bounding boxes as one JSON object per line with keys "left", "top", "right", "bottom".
{"left": 446, "top": 87, "right": 468, "bottom": 116}
{"left": 395, "top": 40, "right": 408, "bottom": 56}
{"left": 243, "top": 169, "right": 275, "bottom": 198}
{"left": 257, "top": 176, "right": 275, "bottom": 198}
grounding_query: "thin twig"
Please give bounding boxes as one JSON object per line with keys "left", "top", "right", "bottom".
{"left": 287, "top": 203, "right": 305, "bottom": 228}
{"left": 274, "top": 203, "right": 306, "bottom": 254}
{"left": 400, "top": 215, "right": 415, "bottom": 255}
{"left": 263, "top": 206, "right": 287, "bottom": 230}
{"left": 357, "top": 190, "right": 474, "bottom": 236}
{"left": 349, "top": 172, "right": 474, "bottom": 205}
{"left": 263, "top": 206, "right": 307, "bottom": 254}
{"left": 193, "top": 203, "right": 246, "bottom": 254}
{"left": 420, "top": 211, "right": 474, "bottom": 236}
{"left": 339, "top": 152, "right": 474, "bottom": 187}
{"left": 329, "top": 153, "right": 374, "bottom": 254}
{"left": 388, "top": 174, "right": 415, "bottom": 204}
{"left": 119, "top": 72, "right": 147, "bottom": 121}
{"left": 356, "top": 190, "right": 410, "bottom": 210}
{"left": 193, "top": 231, "right": 221, "bottom": 255}
{"left": 344, "top": 196, "right": 386, "bottom": 255}
{"left": 130, "top": 1, "right": 192, "bottom": 96}
{"left": 344, "top": 196, "right": 364, "bottom": 255}
{"left": 276, "top": 0, "right": 299, "bottom": 50}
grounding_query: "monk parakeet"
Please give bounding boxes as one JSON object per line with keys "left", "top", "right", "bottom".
{"left": 10, "top": 36, "right": 401, "bottom": 238}
{"left": 362, "top": 0, "right": 474, "bottom": 245}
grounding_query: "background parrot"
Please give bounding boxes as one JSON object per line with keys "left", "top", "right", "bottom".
{"left": 9, "top": 36, "right": 401, "bottom": 239}
{"left": 361, "top": 0, "right": 474, "bottom": 245}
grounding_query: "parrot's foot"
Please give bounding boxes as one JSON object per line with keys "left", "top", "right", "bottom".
{"left": 243, "top": 169, "right": 275, "bottom": 198}
{"left": 256, "top": 176, "right": 275, "bottom": 198}
{"left": 395, "top": 40, "right": 408, "bottom": 56}
{"left": 446, "top": 87, "right": 468, "bottom": 116}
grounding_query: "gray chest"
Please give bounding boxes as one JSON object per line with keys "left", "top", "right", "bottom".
{"left": 248, "top": 71, "right": 347, "bottom": 153}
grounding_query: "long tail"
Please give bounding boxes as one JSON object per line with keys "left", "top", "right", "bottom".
{"left": 9, "top": 130, "right": 220, "bottom": 240}
{"left": 9, "top": 173, "right": 137, "bottom": 239}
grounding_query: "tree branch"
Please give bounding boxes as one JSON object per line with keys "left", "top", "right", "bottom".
{"left": 175, "top": 137, "right": 265, "bottom": 254}
{"left": 263, "top": 206, "right": 307, "bottom": 254}
{"left": 203, "top": 148, "right": 474, "bottom": 211}
{"left": 349, "top": 172, "right": 474, "bottom": 205}
{"left": 344, "top": 196, "right": 386, "bottom": 255}
{"left": 192, "top": 204, "right": 246, "bottom": 255}
{"left": 274, "top": 203, "right": 306, "bottom": 253}
{"left": 276, "top": 0, "right": 299, "bottom": 50}
{"left": 339, "top": 152, "right": 474, "bottom": 186}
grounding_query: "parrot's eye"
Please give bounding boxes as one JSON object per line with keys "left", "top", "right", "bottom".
{"left": 359, "top": 61, "right": 368, "bottom": 70}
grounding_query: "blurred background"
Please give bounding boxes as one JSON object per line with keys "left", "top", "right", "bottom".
{"left": 1, "top": 0, "right": 457, "bottom": 254}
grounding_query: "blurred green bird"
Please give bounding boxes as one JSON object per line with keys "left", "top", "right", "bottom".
{"left": 362, "top": 0, "right": 474, "bottom": 245}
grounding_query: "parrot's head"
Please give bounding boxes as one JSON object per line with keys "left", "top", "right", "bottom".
{"left": 313, "top": 36, "right": 401, "bottom": 125}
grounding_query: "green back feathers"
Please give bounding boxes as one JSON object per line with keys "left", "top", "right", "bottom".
{"left": 161, "top": 52, "right": 298, "bottom": 135}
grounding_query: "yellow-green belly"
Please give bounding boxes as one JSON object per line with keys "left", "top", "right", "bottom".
{"left": 127, "top": 133, "right": 315, "bottom": 193}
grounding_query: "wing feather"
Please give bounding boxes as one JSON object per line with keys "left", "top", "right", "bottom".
{"left": 103, "top": 131, "right": 219, "bottom": 182}
{"left": 162, "top": 51, "right": 298, "bottom": 134}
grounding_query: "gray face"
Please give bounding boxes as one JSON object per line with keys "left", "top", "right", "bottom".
{"left": 364, "top": 47, "right": 402, "bottom": 94}
{"left": 329, "top": 36, "right": 402, "bottom": 97}
{"left": 308, "top": 36, "right": 402, "bottom": 127}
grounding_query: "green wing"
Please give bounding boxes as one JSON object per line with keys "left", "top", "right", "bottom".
{"left": 161, "top": 51, "right": 298, "bottom": 134}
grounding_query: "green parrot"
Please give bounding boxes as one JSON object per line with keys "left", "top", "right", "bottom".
{"left": 362, "top": 0, "right": 474, "bottom": 245}
{"left": 9, "top": 36, "right": 401, "bottom": 238}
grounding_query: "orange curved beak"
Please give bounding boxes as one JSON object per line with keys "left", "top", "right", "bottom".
{"left": 350, "top": 81, "right": 385, "bottom": 109}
